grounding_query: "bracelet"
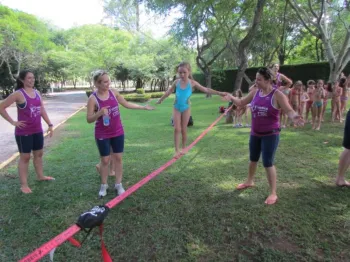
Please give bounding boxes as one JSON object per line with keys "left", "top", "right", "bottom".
{"left": 48, "top": 124, "right": 53, "bottom": 127}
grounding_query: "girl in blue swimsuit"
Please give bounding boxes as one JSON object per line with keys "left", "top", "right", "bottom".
{"left": 157, "top": 62, "right": 227, "bottom": 158}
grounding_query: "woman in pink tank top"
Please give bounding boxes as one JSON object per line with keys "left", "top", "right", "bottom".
{"left": 86, "top": 70, "right": 154, "bottom": 198}
{"left": 0, "top": 70, "right": 54, "bottom": 194}
{"left": 224, "top": 67, "right": 304, "bottom": 205}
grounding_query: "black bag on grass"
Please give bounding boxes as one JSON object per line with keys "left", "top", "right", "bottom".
{"left": 77, "top": 205, "right": 110, "bottom": 229}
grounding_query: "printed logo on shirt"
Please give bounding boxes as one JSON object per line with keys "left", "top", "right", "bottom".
{"left": 29, "top": 105, "right": 41, "bottom": 118}
{"left": 110, "top": 105, "right": 120, "bottom": 117}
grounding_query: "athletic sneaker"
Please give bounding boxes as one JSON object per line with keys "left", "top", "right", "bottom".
{"left": 115, "top": 183, "right": 125, "bottom": 196}
{"left": 99, "top": 184, "right": 108, "bottom": 197}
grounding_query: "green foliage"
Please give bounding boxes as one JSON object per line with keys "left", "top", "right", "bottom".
{"left": 86, "top": 91, "right": 93, "bottom": 97}
{"left": 193, "top": 62, "right": 350, "bottom": 93}
{"left": 136, "top": 88, "right": 145, "bottom": 94}
{"left": 149, "top": 92, "right": 164, "bottom": 98}
{"left": 123, "top": 93, "right": 151, "bottom": 102}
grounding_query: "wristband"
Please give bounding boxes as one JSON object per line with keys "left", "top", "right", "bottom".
{"left": 48, "top": 124, "right": 53, "bottom": 127}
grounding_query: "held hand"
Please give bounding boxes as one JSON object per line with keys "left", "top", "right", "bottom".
{"left": 292, "top": 115, "right": 304, "bottom": 127}
{"left": 144, "top": 105, "right": 155, "bottom": 110}
{"left": 12, "top": 121, "right": 26, "bottom": 128}
{"left": 47, "top": 126, "right": 54, "bottom": 138}
{"left": 99, "top": 106, "right": 109, "bottom": 116}
{"left": 221, "top": 94, "right": 233, "bottom": 102}
{"left": 220, "top": 92, "right": 228, "bottom": 97}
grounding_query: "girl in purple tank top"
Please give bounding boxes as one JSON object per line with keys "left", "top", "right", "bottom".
{"left": 0, "top": 70, "right": 54, "bottom": 194}
{"left": 223, "top": 67, "right": 304, "bottom": 205}
{"left": 86, "top": 70, "right": 154, "bottom": 198}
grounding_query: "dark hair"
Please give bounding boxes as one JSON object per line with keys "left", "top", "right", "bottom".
{"left": 235, "top": 89, "right": 243, "bottom": 98}
{"left": 93, "top": 70, "right": 108, "bottom": 83}
{"left": 339, "top": 77, "right": 346, "bottom": 88}
{"left": 15, "top": 70, "right": 34, "bottom": 91}
{"left": 327, "top": 82, "right": 333, "bottom": 92}
{"left": 257, "top": 67, "right": 273, "bottom": 81}
{"left": 316, "top": 79, "right": 324, "bottom": 87}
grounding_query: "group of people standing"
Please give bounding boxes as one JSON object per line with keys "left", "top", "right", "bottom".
{"left": 0, "top": 63, "right": 348, "bottom": 206}
{"left": 269, "top": 64, "right": 350, "bottom": 131}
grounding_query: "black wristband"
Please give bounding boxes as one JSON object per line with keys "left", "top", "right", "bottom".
{"left": 48, "top": 124, "right": 53, "bottom": 127}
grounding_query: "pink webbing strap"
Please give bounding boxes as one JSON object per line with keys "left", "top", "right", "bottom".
{"left": 19, "top": 103, "right": 233, "bottom": 262}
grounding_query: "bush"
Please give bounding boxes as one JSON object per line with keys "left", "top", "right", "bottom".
{"left": 123, "top": 94, "right": 151, "bottom": 102}
{"left": 150, "top": 92, "right": 164, "bottom": 98}
{"left": 86, "top": 91, "right": 93, "bottom": 97}
{"left": 136, "top": 88, "right": 145, "bottom": 94}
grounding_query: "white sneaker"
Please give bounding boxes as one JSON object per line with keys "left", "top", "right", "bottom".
{"left": 99, "top": 184, "right": 108, "bottom": 197}
{"left": 115, "top": 184, "right": 125, "bottom": 196}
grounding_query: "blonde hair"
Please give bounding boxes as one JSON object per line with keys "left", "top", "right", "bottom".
{"left": 176, "top": 62, "right": 193, "bottom": 79}
{"left": 93, "top": 70, "right": 108, "bottom": 84}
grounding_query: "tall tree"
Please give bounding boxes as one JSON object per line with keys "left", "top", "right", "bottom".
{"left": 233, "top": 0, "right": 267, "bottom": 91}
{"left": 103, "top": 0, "right": 141, "bottom": 32}
{"left": 287, "top": 0, "right": 350, "bottom": 83}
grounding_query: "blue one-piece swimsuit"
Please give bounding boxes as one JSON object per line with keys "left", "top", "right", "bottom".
{"left": 174, "top": 80, "right": 192, "bottom": 113}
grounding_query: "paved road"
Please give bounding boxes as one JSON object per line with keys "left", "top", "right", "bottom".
{"left": 0, "top": 91, "right": 88, "bottom": 164}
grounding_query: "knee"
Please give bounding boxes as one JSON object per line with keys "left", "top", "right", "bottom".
{"left": 20, "top": 154, "right": 31, "bottom": 163}
{"left": 113, "top": 154, "right": 122, "bottom": 163}
{"left": 33, "top": 151, "right": 43, "bottom": 159}
{"left": 101, "top": 157, "right": 110, "bottom": 166}
{"left": 174, "top": 127, "right": 181, "bottom": 133}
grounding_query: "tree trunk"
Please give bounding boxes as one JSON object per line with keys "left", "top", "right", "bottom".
{"left": 233, "top": 0, "right": 266, "bottom": 91}
{"left": 135, "top": 0, "right": 140, "bottom": 32}
{"left": 315, "top": 37, "right": 320, "bottom": 62}
{"left": 205, "top": 71, "right": 212, "bottom": 98}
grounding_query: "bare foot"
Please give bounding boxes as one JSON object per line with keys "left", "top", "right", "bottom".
{"left": 21, "top": 186, "right": 32, "bottom": 194}
{"left": 37, "top": 176, "right": 55, "bottom": 181}
{"left": 336, "top": 180, "right": 350, "bottom": 187}
{"left": 174, "top": 151, "right": 181, "bottom": 159}
{"left": 265, "top": 194, "right": 278, "bottom": 205}
{"left": 236, "top": 183, "right": 255, "bottom": 190}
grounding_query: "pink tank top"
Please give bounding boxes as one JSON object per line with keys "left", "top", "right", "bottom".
{"left": 273, "top": 73, "right": 281, "bottom": 89}
{"left": 15, "top": 89, "right": 43, "bottom": 136}
{"left": 93, "top": 90, "right": 124, "bottom": 139}
{"left": 250, "top": 88, "right": 280, "bottom": 136}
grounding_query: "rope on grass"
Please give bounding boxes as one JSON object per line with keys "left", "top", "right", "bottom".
{"left": 19, "top": 104, "right": 233, "bottom": 262}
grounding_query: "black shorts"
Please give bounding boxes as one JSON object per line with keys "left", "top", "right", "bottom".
{"left": 342, "top": 110, "right": 350, "bottom": 149}
{"left": 96, "top": 134, "right": 125, "bottom": 157}
{"left": 15, "top": 132, "right": 44, "bottom": 153}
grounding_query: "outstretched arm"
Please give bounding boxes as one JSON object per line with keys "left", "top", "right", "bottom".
{"left": 191, "top": 80, "right": 226, "bottom": 96}
{"left": 157, "top": 81, "right": 176, "bottom": 104}
{"left": 113, "top": 89, "right": 154, "bottom": 110}
{"left": 224, "top": 89, "right": 257, "bottom": 107}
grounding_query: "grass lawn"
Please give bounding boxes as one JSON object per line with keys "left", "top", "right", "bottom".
{"left": 0, "top": 94, "right": 349, "bottom": 261}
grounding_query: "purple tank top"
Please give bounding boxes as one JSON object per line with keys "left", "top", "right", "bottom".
{"left": 250, "top": 89, "right": 280, "bottom": 136}
{"left": 93, "top": 90, "right": 124, "bottom": 139}
{"left": 15, "top": 89, "right": 43, "bottom": 136}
